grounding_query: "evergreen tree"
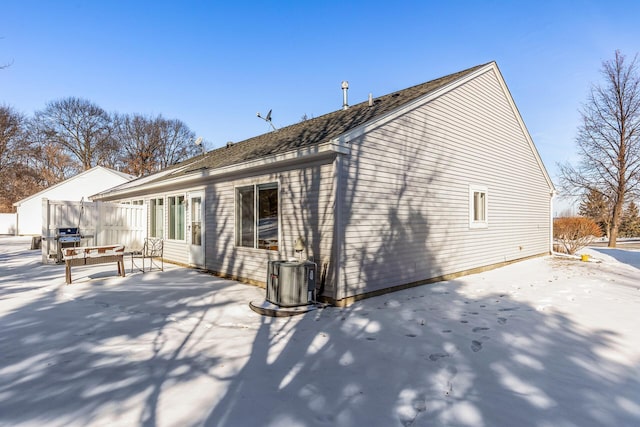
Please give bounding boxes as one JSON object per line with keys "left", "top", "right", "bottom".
{"left": 620, "top": 201, "right": 640, "bottom": 237}
{"left": 578, "top": 188, "right": 611, "bottom": 237}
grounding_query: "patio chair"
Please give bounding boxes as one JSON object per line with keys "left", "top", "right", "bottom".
{"left": 131, "top": 237, "right": 163, "bottom": 273}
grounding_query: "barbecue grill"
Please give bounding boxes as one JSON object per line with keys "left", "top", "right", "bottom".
{"left": 56, "top": 227, "right": 82, "bottom": 263}
{"left": 57, "top": 227, "right": 81, "bottom": 243}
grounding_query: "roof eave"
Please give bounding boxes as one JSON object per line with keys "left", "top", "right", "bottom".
{"left": 92, "top": 140, "right": 348, "bottom": 200}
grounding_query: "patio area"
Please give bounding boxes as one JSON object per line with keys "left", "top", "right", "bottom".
{"left": 1, "top": 236, "right": 266, "bottom": 426}
{"left": 1, "top": 236, "right": 639, "bottom": 427}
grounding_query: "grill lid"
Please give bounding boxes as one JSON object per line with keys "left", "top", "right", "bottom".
{"left": 57, "top": 227, "right": 79, "bottom": 236}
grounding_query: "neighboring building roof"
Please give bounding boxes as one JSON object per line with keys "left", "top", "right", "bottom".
{"left": 106, "top": 168, "right": 137, "bottom": 181}
{"left": 13, "top": 166, "right": 135, "bottom": 207}
{"left": 94, "top": 61, "right": 554, "bottom": 198}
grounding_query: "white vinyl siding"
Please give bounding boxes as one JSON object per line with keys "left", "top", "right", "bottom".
{"left": 337, "top": 68, "right": 552, "bottom": 300}
{"left": 203, "top": 159, "right": 336, "bottom": 289}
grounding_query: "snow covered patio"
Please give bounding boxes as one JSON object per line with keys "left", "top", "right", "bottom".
{"left": 1, "top": 236, "right": 639, "bottom": 427}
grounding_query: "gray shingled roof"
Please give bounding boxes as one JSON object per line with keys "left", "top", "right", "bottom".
{"left": 161, "top": 63, "right": 489, "bottom": 179}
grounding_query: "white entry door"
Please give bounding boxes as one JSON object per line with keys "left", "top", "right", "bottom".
{"left": 188, "top": 191, "right": 205, "bottom": 267}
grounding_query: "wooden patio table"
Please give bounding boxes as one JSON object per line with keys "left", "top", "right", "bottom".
{"left": 63, "top": 244, "right": 125, "bottom": 284}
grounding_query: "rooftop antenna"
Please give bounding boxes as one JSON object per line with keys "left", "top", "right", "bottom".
{"left": 257, "top": 109, "right": 278, "bottom": 132}
{"left": 194, "top": 137, "right": 205, "bottom": 155}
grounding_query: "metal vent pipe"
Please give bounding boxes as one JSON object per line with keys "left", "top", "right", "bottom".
{"left": 341, "top": 81, "right": 349, "bottom": 110}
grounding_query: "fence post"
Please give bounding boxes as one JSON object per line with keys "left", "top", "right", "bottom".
{"left": 41, "top": 198, "right": 50, "bottom": 264}
{"left": 96, "top": 201, "right": 103, "bottom": 246}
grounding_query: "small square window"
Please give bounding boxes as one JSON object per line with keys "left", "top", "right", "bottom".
{"left": 469, "top": 185, "right": 488, "bottom": 228}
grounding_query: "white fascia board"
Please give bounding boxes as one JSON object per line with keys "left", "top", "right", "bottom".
{"left": 93, "top": 140, "right": 347, "bottom": 200}
{"left": 90, "top": 161, "right": 207, "bottom": 199}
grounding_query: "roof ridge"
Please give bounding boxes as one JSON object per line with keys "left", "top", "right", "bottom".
{"left": 256, "top": 62, "right": 492, "bottom": 136}
{"left": 161, "top": 62, "right": 491, "bottom": 177}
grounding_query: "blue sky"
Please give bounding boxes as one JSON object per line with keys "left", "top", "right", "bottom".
{"left": 2, "top": 0, "right": 639, "bottom": 204}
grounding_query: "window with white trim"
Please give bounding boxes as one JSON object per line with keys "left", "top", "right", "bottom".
{"left": 150, "top": 198, "right": 164, "bottom": 238}
{"left": 469, "top": 185, "right": 488, "bottom": 228}
{"left": 236, "top": 183, "right": 279, "bottom": 250}
{"left": 168, "top": 195, "right": 185, "bottom": 240}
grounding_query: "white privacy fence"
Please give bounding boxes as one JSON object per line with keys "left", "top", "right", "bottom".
{"left": 0, "top": 213, "right": 16, "bottom": 235}
{"left": 41, "top": 199, "right": 146, "bottom": 263}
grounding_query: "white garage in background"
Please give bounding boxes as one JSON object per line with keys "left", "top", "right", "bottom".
{"left": 13, "top": 166, "right": 135, "bottom": 235}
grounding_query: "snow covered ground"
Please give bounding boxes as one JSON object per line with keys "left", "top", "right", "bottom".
{"left": 1, "top": 236, "right": 639, "bottom": 427}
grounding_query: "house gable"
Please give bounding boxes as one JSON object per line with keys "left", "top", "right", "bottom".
{"left": 335, "top": 62, "right": 554, "bottom": 193}
{"left": 333, "top": 63, "right": 554, "bottom": 302}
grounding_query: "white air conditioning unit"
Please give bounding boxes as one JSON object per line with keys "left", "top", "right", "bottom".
{"left": 266, "top": 260, "right": 316, "bottom": 307}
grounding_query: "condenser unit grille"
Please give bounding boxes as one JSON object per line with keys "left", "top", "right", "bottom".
{"left": 266, "top": 260, "right": 316, "bottom": 307}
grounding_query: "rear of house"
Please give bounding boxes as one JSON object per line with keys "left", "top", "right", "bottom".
{"left": 94, "top": 146, "right": 339, "bottom": 291}
{"left": 92, "top": 62, "right": 554, "bottom": 305}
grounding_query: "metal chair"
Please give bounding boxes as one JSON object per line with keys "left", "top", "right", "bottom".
{"left": 131, "top": 238, "right": 163, "bottom": 273}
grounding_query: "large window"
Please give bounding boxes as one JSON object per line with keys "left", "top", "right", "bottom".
{"left": 236, "top": 183, "right": 279, "bottom": 250}
{"left": 168, "top": 195, "right": 185, "bottom": 240}
{"left": 150, "top": 198, "right": 164, "bottom": 238}
{"left": 469, "top": 185, "right": 488, "bottom": 228}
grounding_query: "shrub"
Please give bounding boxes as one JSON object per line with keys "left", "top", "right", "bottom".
{"left": 553, "top": 217, "right": 603, "bottom": 255}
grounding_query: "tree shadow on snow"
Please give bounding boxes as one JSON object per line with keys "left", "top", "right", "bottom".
{"left": 1, "top": 255, "right": 639, "bottom": 426}
{"left": 0, "top": 259, "right": 261, "bottom": 427}
{"left": 203, "top": 115, "right": 640, "bottom": 426}
{"left": 590, "top": 247, "right": 640, "bottom": 269}
{"left": 203, "top": 278, "right": 640, "bottom": 427}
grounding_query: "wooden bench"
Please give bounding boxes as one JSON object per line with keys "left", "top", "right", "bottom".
{"left": 63, "top": 245, "right": 125, "bottom": 284}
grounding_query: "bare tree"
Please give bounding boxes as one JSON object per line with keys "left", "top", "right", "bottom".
{"left": 114, "top": 114, "right": 199, "bottom": 176}
{"left": 155, "top": 116, "right": 199, "bottom": 169}
{"left": 0, "top": 105, "right": 23, "bottom": 211}
{"left": 25, "top": 118, "right": 77, "bottom": 186}
{"left": 0, "top": 106, "right": 47, "bottom": 212}
{"left": 560, "top": 51, "right": 640, "bottom": 247}
{"left": 33, "top": 97, "right": 116, "bottom": 171}
{"left": 0, "top": 106, "right": 23, "bottom": 174}
{"left": 115, "top": 113, "right": 162, "bottom": 176}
